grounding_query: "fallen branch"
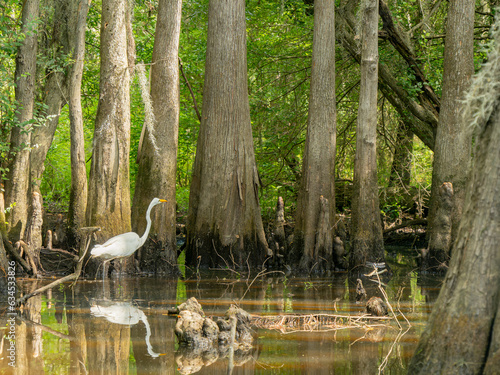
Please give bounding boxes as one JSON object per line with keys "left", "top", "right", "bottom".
{"left": 251, "top": 312, "right": 391, "bottom": 334}
{"left": 383, "top": 218, "right": 427, "bottom": 234}
{"left": 16, "top": 272, "right": 80, "bottom": 306}
{"left": 16, "top": 227, "right": 99, "bottom": 306}
{"left": 41, "top": 247, "right": 80, "bottom": 262}
{"left": 373, "top": 266, "right": 402, "bottom": 330}
{"left": 179, "top": 57, "right": 201, "bottom": 122}
{"left": 17, "top": 315, "right": 76, "bottom": 341}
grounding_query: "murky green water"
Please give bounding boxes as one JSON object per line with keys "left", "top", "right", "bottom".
{"left": 0, "top": 261, "right": 443, "bottom": 374}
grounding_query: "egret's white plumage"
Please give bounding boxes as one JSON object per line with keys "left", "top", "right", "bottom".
{"left": 91, "top": 198, "right": 167, "bottom": 276}
{"left": 91, "top": 300, "right": 163, "bottom": 357}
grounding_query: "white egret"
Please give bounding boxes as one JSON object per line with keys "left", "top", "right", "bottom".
{"left": 91, "top": 197, "right": 167, "bottom": 278}
{"left": 91, "top": 300, "right": 164, "bottom": 357}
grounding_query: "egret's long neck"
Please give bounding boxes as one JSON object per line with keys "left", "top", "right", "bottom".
{"left": 139, "top": 202, "right": 155, "bottom": 247}
{"left": 139, "top": 310, "right": 159, "bottom": 357}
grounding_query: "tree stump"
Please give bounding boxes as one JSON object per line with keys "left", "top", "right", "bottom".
{"left": 174, "top": 297, "right": 253, "bottom": 351}
{"left": 175, "top": 298, "right": 219, "bottom": 350}
{"left": 366, "top": 296, "right": 388, "bottom": 316}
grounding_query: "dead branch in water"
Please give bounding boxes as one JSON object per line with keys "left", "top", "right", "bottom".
{"left": 251, "top": 266, "right": 412, "bottom": 350}
{"left": 251, "top": 312, "right": 391, "bottom": 334}
{"left": 383, "top": 218, "right": 427, "bottom": 234}
{"left": 16, "top": 227, "right": 100, "bottom": 306}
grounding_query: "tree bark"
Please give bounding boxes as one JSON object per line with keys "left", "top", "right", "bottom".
{"left": 0, "top": 187, "right": 10, "bottom": 272}
{"left": 86, "top": 0, "right": 132, "bottom": 244}
{"left": 125, "top": 0, "right": 136, "bottom": 77}
{"left": 388, "top": 121, "right": 413, "bottom": 189}
{"left": 423, "top": 181, "right": 453, "bottom": 270}
{"left": 378, "top": 0, "right": 440, "bottom": 112}
{"left": 28, "top": 0, "right": 85, "bottom": 262}
{"left": 67, "top": 0, "right": 91, "bottom": 246}
{"left": 349, "top": 0, "right": 385, "bottom": 269}
{"left": 426, "top": 0, "right": 474, "bottom": 269}
{"left": 24, "top": 191, "right": 43, "bottom": 273}
{"left": 186, "top": 0, "right": 270, "bottom": 270}
{"left": 336, "top": 5, "right": 437, "bottom": 150}
{"left": 30, "top": 0, "right": 73, "bottom": 194}
{"left": 292, "top": 0, "right": 337, "bottom": 272}
{"left": 4, "top": 0, "right": 39, "bottom": 242}
{"left": 269, "top": 196, "right": 286, "bottom": 267}
{"left": 408, "top": 35, "right": 500, "bottom": 375}
{"left": 132, "top": 0, "right": 182, "bottom": 275}
{"left": 30, "top": 73, "right": 67, "bottom": 190}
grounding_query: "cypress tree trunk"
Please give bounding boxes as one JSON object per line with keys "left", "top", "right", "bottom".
{"left": 67, "top": 0, "right": 90, "bottom": 246}
{"left": 30, "top": 0, "right": 73, "bottom": 194}
{"left": 292, "top": 0, "right": 337, "bottom": 272}
{"left": 425, "top": 0, "right": 474, "bottom": 269}
{"left": 349, "top": 0, "right": 385, "bottom": 269}
{"left": 5, "top": 0, "right": 39, "bottom": 242}
{"left": 409, "top": 18, "right": 500, "bottom": 371}
{"left": 388, "top": 121, "right": 413, "bottom": 189}
{"left": 335, "top": 5, "right": 437, "bottom": 151}
{"left": 186, "top": 0, "right": 270, "bottom": 270}
{"left": 86, "top": 0, "right": 132, "bottom": 246}
{"left": 132, "top": 0, "right": 182, "bottom": 275}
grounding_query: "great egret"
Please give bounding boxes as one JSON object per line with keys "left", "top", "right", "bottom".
{"left": 91, "top": 197, "right": 167, "bottom": 278}
{"left": 91, "top": 300, "right": 164, "bottom": 357}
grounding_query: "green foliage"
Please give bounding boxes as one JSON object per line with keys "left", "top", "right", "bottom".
{"left": 40, "top": 297, "right": 71, "bottom": 374}
{"left": 0, "top": 1, "right": 23, "bottom": 179}
{"left": 10, "top": 0, "right": 495, "bottom": 232}
{"left": 39, "top": 0, "right": 99, "bottom": 211}
{"left": 81, "top": 1, "right": 101, "bottom": 123}
{"left": 304, "top": 280, "right": 313, "bottom": 290}
{"left": 41, "top": 107, "right": 72, "bottom": 211}
{"left": 133, "top": 1, "right": 156, "bottom": 64}
{"left": 176, "top": 0, "right": 208, "bottom": 215}
{"left": 176, "top": 276, "right": 187, "bottom": 303}
{"left": 129, "top": 73, "right": 145, "bottom": 197}
{"left": 410, "top": 271, "right": 426, "bottom": 306}
{"left": 247, "top": 0, "right": 314, "bottom": 223}
{"left": 176, "top": 185, "right": 191, "bottom": 217}
{"left": 38, "top": 0, "right": 97, "bottom": 211}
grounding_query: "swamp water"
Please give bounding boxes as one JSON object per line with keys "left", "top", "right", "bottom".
{"left": 1, "top": 256, "right": 443, "bottom": 374}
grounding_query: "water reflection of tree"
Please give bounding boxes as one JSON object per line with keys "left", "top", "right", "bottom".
{"left": 67, "top": 297, "right": 87, "bottom": 375}
{"left": 4, "top": 283, "right": 45, "bottom": 374}
{"left": 86, "top": 313, "right": 131, "bottom": 373}
{"left": 14, "top": 277, "right": 179, "bottom": 374}
{"left": 83, "top": 278, "right": 178, "bottom": 374}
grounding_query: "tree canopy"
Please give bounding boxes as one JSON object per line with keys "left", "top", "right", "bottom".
{"left": 0, "top": 0, "right": 496, "bottom": 255}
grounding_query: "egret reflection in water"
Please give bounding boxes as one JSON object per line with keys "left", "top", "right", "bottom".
{"left": 90, "top": 300, "right": 164, "bottom": 358}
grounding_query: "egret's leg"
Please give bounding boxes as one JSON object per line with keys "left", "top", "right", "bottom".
{"left": 95, "top": 260, "right": 103, "bottom": 281}
{"left": 102, "top": 259, "right": 111, "bottom": 282}
{"left": 118, "top": 258, "right": 124, "bottom": 284}
{"left": 101, "top": 260, "right": 106, "bottom": 282}
{"left": 101, "top": 258, "right": 117, "bottom": 282}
